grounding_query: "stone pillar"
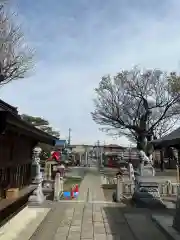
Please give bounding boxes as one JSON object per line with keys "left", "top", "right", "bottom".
{"left": 79, "top": 154, "right": 82, "bottom": 165}
{"left": 44, "top": 162, "right": 52, "bottom": 180}
{"left": 54, "top": 172, "right": 61, "bottom": 201}
{"left": 85, "top": 151, "right": 88, "bottom": 165}
{"left": 173, "top": 147, "right": 180, "bottom": 232}
{"left": 173, "top": 185, "right": 180, "bottom": 232}
{"left": 116, "top": 176, "right": 123, "bottom": 202}
{"left": 47, "top": 163, "right": 52, "bottom": 180}
{"left": 128, "top": 163, "right": 135, "bottom": 181}
{"left": 100, "top": 152, "right": 103, "bottom": 167}
{"left": 60, "top": 177, "right": 63, "bottom": 193}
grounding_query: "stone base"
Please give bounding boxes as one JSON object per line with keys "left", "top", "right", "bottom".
{"left": 28, "top": 195, "right": 45, "bottom": 205}
{"left": 32, "top": 175, "right": 43, "bottom": 184}
{"left": 133, "top": 177, "right": 164, "bottom": 209}
{"left": 132, "top": 193, "right": 166, "bottom": 209}
{"left": 28, "top": 182, "right": 45, "bottom": 205}
{"left": 152, "top": 214, "right": 180, "bottom": 240}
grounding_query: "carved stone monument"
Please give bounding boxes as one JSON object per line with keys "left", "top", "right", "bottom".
{"left": 31, "top": 146, "right": 42, "bottom": 184}
{"left": 28, "top": 146, "right": 45, "bottom": 205}
{"left": 138, "top": 150, "right": 155, "bottom": 177}
{"left": 132, "top": 149, "right": 165, "bottom": 208}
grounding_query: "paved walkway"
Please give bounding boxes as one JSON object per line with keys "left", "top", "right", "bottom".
{"left": 3, "top": 167, "right": 171, "bottom": 240}
{"left": 77, "top": 167, "right": 106, "bottom": 202}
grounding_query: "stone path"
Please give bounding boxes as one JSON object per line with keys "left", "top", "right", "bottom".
{"left": 77, "top": 167, "right": 106, "bottom": 202}
{"left": 28, "top": 202, "right": 170, "bottom": 240}
{"left": 8, "top": 167, "right": 171, "bottom": 240}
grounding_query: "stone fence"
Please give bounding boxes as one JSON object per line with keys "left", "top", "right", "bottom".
{"left": 102, "top": 175, "right": 179, "bottom": 197}
{"left": 117, "top": 179, "right": 179, "bottom": 196}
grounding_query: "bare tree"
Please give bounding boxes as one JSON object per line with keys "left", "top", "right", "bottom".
{"left": 0, "top": 2, "right": 33, "bottom": 86}
{"left": 91, "top": 67, "right": 180, "bottom": 153}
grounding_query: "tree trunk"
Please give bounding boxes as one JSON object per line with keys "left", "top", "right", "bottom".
{"left": 160, "top": 150, "right": 164, "bottom": 171}
{"left": 137, "top": 134, "right": 147, "bottom": 152}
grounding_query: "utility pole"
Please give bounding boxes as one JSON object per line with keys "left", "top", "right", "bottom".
{"left": 97, "top": 140, "right": 100, "bottom": 168}
{"left": 68, "top": 128, "right": 71, "bottom": 146}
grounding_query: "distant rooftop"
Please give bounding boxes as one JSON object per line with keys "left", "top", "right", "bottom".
{"left": 55, "top": 139, "right": 67, "bottom": 146}
{"left": 0, "top": 99, "right": 18, "bottom": 114}
{"left": 70, "top": 144, "right": 126, "bottom": 149}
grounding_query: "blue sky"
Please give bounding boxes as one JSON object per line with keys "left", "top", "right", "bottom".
{"left": 1, "top": 0, "right": 180, "bottom": 145}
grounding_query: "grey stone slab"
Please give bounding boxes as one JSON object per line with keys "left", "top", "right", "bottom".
{"left": 93, "top": 212, "right": 103, "bottom": 217}
{"left": 67, "top": 231, "right": 81, "bottom": 240}
{"left": 102, "top": 217, "right": 109, "bottom": 223}
{"left": 81, "top": 230, "right": 93, "bottom": 239}
{"left": 152, "top": 214, "right": 180, "bottom": 240}
{"left": 83, "top": 218, "right": 93, "bottom": 223}
{"left": 83, "top": 214, "right": 92, "bottom": 219}
{"left": 29, "top": 204, "right": 69, "bottom": 240}
{"left": 71, "top": 219, "right": 82, "bottom": 226}
{"left": 54, "top": 234, "right": 67, "bottom": 240}
{"left": 69, "top": 225, "right": 81, "bottom": 232}
{"left": 83, "top": 214, "right": 92, "bottom": 218}
{"left": 104, "top": 223, "right": 117, "bottom": 235}
{"left": 125, "top": 213, "right": 168, "bottom": 240}
{"left": 93, "top": 213, "right": 103, "bottom": 222}
{"left": 94, "top": 226, "right": 106, "bottom": 234}
{"left": 73, "top": 213, "right": 83, "bottom": 219}
{"left": 94, "top": 222, "right": 105, "bottom": 227}
{"left": 106, "top": 235, "right": 120, "bottom": 240}
{"left": 93, "top": 217, "right": 103, "bottom": 222}
{"left": 73, "top": 214, "right": 84, "bottom": 219}
{"left": 66, "top": 208, "right": 75, "bottom": 216}
{"left": 59, "top": 219, "right": 72, "bottom": 227}
{"left": 56, "top": 226, "right": 70, "bottom": 233}
{"left": 93, "top": 206, "right": 102, "bottom": 212}
{"left": 54, "top": 228, "right": 68, "bottom": 239}
{"left": 94, "top": 234, "right": 107, "bottom": 240}
{"left": 84, "top": 210, "right": 92, "bottom": 214}
{"left": 11, "top": 208, "right": 50, "bottom": 240}
{"left": 82, "top": 224, "right": 93, "bottom": 232}
{"left": 81, "top": 239, "right": 93, "bottom": 240}
{"left": 55, "top": 226, "right": 70, "bottom": 240}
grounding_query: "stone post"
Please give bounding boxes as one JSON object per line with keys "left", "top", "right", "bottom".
{"left": 100, "top": 152, "right": 103, "bottom": 167}
{"left": 79, "top": 154, "right": 82, "bottom": 165}
{"left": 85, "top": 151, "right": 88, "bottom": 165}
{"left": 128, "top": 163, "right": 135, "bottom": 181}
{"left": 44, "top": 162, "right": 52, "bottom": 180}
{"left": 60, "top": 177, "right": 63, "bottom": 193}
{"left": 54, "top": 172, "right": 61, "bottom": 201}
{"left": 116, "top": 176, "right": 123, "bottom": 202}
{"left": 47, "top": 163, "right": 52, "bottom": 180}
{"left": 173, "top": 185, "right": 180, "bottom": 232}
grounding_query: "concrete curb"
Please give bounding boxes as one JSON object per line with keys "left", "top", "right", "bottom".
{"left": 151, "top": 214, "right": 180, "bottom": 240}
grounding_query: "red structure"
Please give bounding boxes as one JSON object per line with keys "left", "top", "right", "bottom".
{"left": 103, "top": 144, "right": 125, "bottom": 167}
{"left": 51, "top": 151, "right": 61, "bottom": 162}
